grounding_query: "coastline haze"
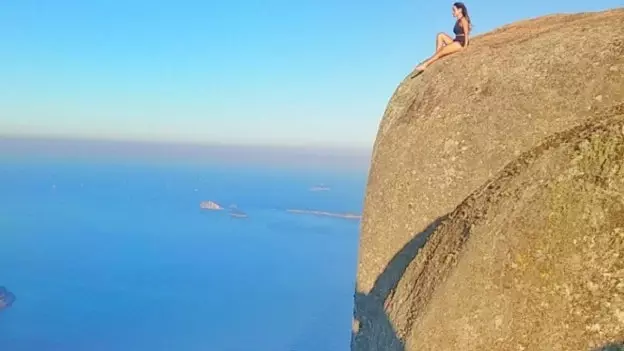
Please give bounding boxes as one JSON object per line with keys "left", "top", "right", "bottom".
{"left": 0, "top": 135, "right": 371, "bottom": 170}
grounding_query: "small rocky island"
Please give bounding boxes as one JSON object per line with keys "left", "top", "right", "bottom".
{"left": 286, "top": 209, "right": 361, "bottom": 221}
{"left": 309, "top": 184, "right": 331, "bottom": 192}
{"left": 200, "top": 201, "right": 248, "bottom": 219}
{"left": 229, "top": 210, "right": 248, "bottom": 219}
{"left": 199, "top": 201, "right": 223, "bottom": 210}
{"left": 229, "top": 205, "right": 248, "bottom": 218}
{"left": 0, "top": 286, "right": 15, "bottom": 311}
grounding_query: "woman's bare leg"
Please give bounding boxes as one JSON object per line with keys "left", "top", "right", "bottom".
{"left": 416, "top": 41, "right": 463, "bottom": 71}
{"left": 436, "top": 32, "right": 453, "bottom": 51}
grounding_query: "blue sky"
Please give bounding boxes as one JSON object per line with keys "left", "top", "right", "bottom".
{"left": 0, "top": 0, "right": 620, "bottom": 149}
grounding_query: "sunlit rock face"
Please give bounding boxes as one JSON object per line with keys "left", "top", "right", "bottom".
{"left": 352, "top": 8, "right": 624, "bottom": 351}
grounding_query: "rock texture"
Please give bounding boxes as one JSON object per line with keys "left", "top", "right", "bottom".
{"left": 352, "top": 8, "right": 624, "bottom": 351}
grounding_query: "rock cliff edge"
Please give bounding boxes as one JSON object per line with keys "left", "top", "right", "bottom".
{"left": 352, "top": 8, "right": 624, "bottom": 351}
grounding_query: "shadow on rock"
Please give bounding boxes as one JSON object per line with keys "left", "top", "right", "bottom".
{"left": 595, "top": 342, "right": 624, "bottom": 351}
{"left": 351, "top": 215, "right": 448, "bottom": 351}
{"left": 409, "top": 70, "right": 424, "bottom": 79}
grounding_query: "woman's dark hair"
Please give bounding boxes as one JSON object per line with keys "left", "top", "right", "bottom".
{"left": 453, "top": 2, "right": 472, "bottom": 31}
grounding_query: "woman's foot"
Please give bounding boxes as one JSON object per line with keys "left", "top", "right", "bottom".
{"left": 415, "top": 64, "right": 426, "bottom": 72}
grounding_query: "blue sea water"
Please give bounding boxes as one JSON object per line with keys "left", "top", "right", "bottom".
{"left": 0, "top": 156, "right": 367, "bottom": 351}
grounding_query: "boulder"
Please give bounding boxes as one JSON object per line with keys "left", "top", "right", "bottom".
{"left": 352, "top": 8, "right": 624, "bottom": 351}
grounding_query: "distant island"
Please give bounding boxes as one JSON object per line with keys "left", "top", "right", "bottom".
{"left": 200, "top": 201, "right": 247, "bottom": 219}
{"left": 229, "top": 208, "right": 248, "bottom": 219}
{"left": 0, "top": 286, "right": 15, "bottom": 311}
{"left": 199, "top": 201, "right": 223, "bottom": 210}
{"left": 309, "top": 184, "right": 331, "bottom": 192}
{"left": 199, "top": 201, "right": 358, "bottom": 221}
{"left": 286, "top": 209, "right": 361, "bottom": 220}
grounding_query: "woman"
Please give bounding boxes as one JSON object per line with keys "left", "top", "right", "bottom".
{"left": 415, "top": 2, "right": 472, "bottom": 72}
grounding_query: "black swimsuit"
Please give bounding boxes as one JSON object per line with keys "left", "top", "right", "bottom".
{"left": 453, "top": 20, "right": 467, "bottom": 47}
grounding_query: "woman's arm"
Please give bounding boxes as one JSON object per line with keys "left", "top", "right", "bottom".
{"left": 461, "top": 18, "right": 470, "bottom": 46}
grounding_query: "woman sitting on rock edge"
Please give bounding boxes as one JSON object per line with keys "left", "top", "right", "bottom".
{"left": 415, "top": 2, "right": 472, "bottom": 72}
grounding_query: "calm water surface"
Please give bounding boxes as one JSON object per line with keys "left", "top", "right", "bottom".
{"left": 0, "top": 157, "right": 367, "bottom": 351}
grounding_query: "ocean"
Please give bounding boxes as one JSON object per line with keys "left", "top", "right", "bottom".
{"left": 0, "top": 154, "right": 368, "bottom": 351}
